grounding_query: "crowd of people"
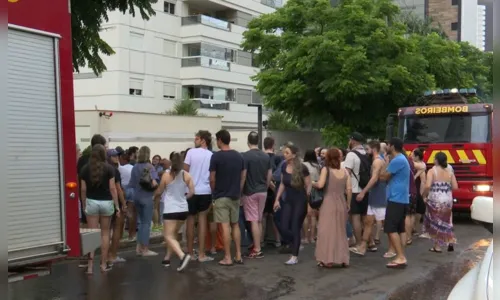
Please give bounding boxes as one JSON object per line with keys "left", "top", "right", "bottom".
{"left": 76, "top": 129, "right": 459, "bottom": 273}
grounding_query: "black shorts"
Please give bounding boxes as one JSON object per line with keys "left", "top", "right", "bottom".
{"left": 264, "top": 191, "right": 275, "bottom": 214}
{"left": 163, "top": 212, "right": 189, "bottom": 221}
{"left": 350, "top": 193, "right": 369, "bottom": 215}
{"left": 188, "top": 194, "right": 212, "bottom": 215}
{"left": 384, "top": 201, "right": 408, "bottom": 234}
{"left": 416, "top": 194, "right": 426, "bottom": 215}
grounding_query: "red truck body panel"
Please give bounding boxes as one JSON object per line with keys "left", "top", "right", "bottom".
{"left": 8, "top": 0, "right": 81, "bottom": 256}
{"left": 398, "top": 103, "right": 493, "bottom": 211}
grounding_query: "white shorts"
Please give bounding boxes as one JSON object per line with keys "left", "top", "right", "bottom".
{"left": 367, "top": 205, "right": 386, "bottom": 221}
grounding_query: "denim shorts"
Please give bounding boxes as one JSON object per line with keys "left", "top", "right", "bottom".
{"left": 85, "top": 199, "right": 115, "bottom": 216}
{"left": 125, "top": 187, "right": 135, "bottom": 202}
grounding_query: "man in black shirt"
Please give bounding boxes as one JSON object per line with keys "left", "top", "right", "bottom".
{"left": 210, "top": 130, "right": 246, "bottom": 266}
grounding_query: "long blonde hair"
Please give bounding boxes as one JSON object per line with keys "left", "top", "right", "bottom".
{"left": 286, "top": 145, "right": 305, "bottom": 189}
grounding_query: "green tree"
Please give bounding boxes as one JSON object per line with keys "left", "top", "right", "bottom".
{"left": 242, "top": 0, "right": 491, "bottom": 137}
{"left": 72, "top": 0, "right": 157, "bottom": 75}
{"left": 242, "top": 0, "right": 435, "bottom": 136}
{"left": 266, "top": 111, "right": 299, "bottom": 130}
{"left": 397, "top": 12, "right": 447, "bottom": 38}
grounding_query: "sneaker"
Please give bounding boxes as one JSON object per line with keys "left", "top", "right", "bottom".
{"left": 284, "top": 257, "right": 298, "bottom": 265}
{"left": 142, "top": 250, "right": 158, "bottom": 257}
{"left": 111, "top": 257, "right": 126, "bottom": 263}
{"left": 245, "top": 250, "right": 264, "bottom": 259}
{"left": 161, "top": 260, "right": 171, "bottom": 267}
{"left": 177, "top": 254, "right": 191, "bottom": 272}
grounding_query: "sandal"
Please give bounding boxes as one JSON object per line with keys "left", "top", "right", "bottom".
{"left": 218, "top": 261, "right": 234, "bottom": 267}
{"left": 349, "top": 247, "right": 365, "bottom": 256}
{"left": 368, "top": 245, "right": 378, "bottom": 252}
{"left": 386, "top": 261, "right": 407, "bottom": 269}
{"left": 374, "top": 239, "right": 380, "bottom": 245}
{"left": 406, "top": 239, "right": 413, "bottom": 246}
{"left": 429, "top": 247, "right": 442, "bottom": 253}
{"left": 234, "top": 257, "right": 244, "bottom": 265}
{"left": 383, "top": 252, "right": 396, "bottom": 258}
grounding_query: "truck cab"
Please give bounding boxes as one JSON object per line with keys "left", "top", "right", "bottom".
{"left": 386, "top": 89, "right": 493, "bottom": 211}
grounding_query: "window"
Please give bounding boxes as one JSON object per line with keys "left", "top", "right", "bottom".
{"left": 164, "top": 1, "right": 175, "bottom": 15}
{"left": 129, "top": 80, "right": 143, "bottom": 96}
{"left": 163, "top": 39, "right": 176, "bottom": 56}
{"left": 399, "top": 113, "right": 491, "bottom": 144}
{"left": 451, "top": 22, "right": 458, "bottom": 31}
{"left": 163, "top": 83, "right": 176, "bottom": 99}
{"left": 129, "top": 32, "right": 144, "bottom": 50}
{"left": 183, "top": 85, "right": 234, "bottom": 102}
{"left": 452, "top": 0, "right": 458, "bottom": 5}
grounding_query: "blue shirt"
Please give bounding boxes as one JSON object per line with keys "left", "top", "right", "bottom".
{"left": 386, "top": 153, "right": 410, "bottom": 204}
{"left": 129, "top": 162, "right": 159, "bottom": 202}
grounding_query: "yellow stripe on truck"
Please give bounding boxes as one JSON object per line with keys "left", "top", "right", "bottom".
{"left": 456, "top": 150, "right": 470, "bottom": 163}
{"left": 472, "top": 150, "right": 487, "bottom": 165}
{"left": 426, "top": 150, "right": 455, "bottom": 164}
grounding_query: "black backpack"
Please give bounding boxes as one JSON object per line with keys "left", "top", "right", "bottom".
{"left": 139, "top": 164, "right": 157, "bottom": 192}
{"left": 351, "top": 151, "right": 372, "bottom": 189}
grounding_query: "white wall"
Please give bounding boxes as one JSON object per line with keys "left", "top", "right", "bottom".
{"left": 74, "top": 0, "right": 275, "bottom": 127}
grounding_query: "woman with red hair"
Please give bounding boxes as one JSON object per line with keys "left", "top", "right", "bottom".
{"left": 313, "top": 148, "right": 352, "bottom": 268}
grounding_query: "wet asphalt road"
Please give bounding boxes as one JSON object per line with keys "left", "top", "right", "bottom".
{"left": 8, "top": 217, "right": 491, "bottom": 300}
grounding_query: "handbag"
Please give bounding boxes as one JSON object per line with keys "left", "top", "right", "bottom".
{"left": 309, "top": 167, "right": 329, "bottom": 209}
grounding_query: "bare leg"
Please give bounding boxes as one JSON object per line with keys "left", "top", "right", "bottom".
{"left": 109, "top": 213, "right": 125, "bottom": 261}
{"left": 351, "top": 214, "right": 363, "bottom": 247}
{"left": 405, "top": 215, "right": 414, "bottom": 245}
{"left": 197, "top": 210, "right": 211, "bottom": 261}
{"left": 165, "top": 220, "right": 186, "bottom": 259}
{"left": 375, "top": 220, "right": 383, "bottom": 241}
{"left": 356, "top": 215, "right": 375, "bottom": 254}
{"left": 153, "top": 198, "right": 160, "bottom": 227}
{"left": 186, "top": 215, "right": 196, "bottom": 256}
{"left": 209, "top": 222, "right": 217, "bottom": 253}
{"left": 250, "top": 221, "right": 262, "bottom": 252}
{"left": 220, "top": 222, "right": 232, "bottom": 264}
{"left": 309, "top": 210, "right": 317, "bottom": 243}
{"left": 387, "top": 232, "right": 407, "bottom": 264}
{"left": 232, "top": 223, "right": 242, "bottom": 260}
{"left": 85, "top": 215, "right": 99, "bottom": 274}
{"left": 99, "top": 216, "right": 112, "bottom": 270}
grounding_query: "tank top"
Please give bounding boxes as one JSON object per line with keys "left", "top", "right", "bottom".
{"left": 368, "top": 157, "right": 387, "bottom": 207}
{"left": 161, "top": 170, "right": 188, "bottom": 214}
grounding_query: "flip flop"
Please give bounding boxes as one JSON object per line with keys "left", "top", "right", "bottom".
{"left": 218, "top": 261, "right": 234, "bottom": 267}
{"left": 349, "top": 247, "right": 365, "bottom": 256}
{"left": 429, "top": 247, "right": 442, "bottom": 253}
{"left": 374, "top": 239, "right": 381, "bottom": 245}
{"left": 386, "top": 262, "right": 407, "bottom": 269}
{"left": 383, "top": 252, "right": 397, "bottom": 258}
{"left": 368, "top": 246, "right": 378, "bottom": 252}
{"left": 406, "top": 239, "right": 413, "bottom": 245}
{"left": 233, "top": 258, "right": 244, "bottom": 265}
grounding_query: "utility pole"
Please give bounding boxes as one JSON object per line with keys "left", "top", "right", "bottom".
{"left": 247, "top": 103, "right": 263, "bottom": 149}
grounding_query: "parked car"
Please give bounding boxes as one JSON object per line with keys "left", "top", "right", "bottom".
{"left": 447, "top": 196, "right": 493, "bottom": 300}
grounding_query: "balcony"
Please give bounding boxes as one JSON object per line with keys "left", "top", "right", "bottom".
{"left": 260, "top": 0, "right": 283, "bottom": 8}
{"left": 192, "top": 98, "right": 231, "bottom": 110}
{"left": 181, "top": 56, "right": 231, "bottom": 71}
{"left": 181, "top": 14, "right": 231, "bottom": 31}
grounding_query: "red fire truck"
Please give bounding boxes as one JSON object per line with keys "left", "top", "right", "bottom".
{"left": 386, "top": 89, "right": 493, "bottom": 211}
{"left": 8, "top": 0, "right": 100, "bottom": 282}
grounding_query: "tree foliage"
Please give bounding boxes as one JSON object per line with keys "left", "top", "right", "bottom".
{"left": 266, "top": 111, "right": 299, "bottom": 130}
{"left": 72, "top": 0, "right": 157, "bottom": 75}
{"left": 242, "top": 0, "right": 492, "bottom": 136}
{"left": 397, "top": 12, "right": 447, "bottom": 38}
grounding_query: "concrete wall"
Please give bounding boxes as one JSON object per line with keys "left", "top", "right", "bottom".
{"left": 74, "top": 111, "right": 223, "bottom": 156}
{"left": 427, "top": 0, "right": 460, "bottom": 41}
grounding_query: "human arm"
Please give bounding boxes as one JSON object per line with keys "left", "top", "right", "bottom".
{"left": 183, "top": 150, "right": 191, "bottom": 172}
{"left": 150, "top": 165, "right": 159, "bottom": 187}
{"left": 345, "top": 172, "right": 352, "bottom": 211}
{"left": 184, "top": 172, "right": 195, "bottom": 199}
{"left": 273, "top": 174, "right": 285, "bottom": 211}
{"left": 154, "top": 172, "right": 168, "bottom": 199}
{"left": 109, "top": 178, "right": 120, "bottom": 216}
{"left": 240, "top": 155, "right": 247, "bottom": 193}
{"left": 312, "top": 167, "right": 328, "bottom": 189}
{"left": 422, "top": 168, "right": 434, "bottom": 200}
{"left": 266, "top": 157, "right": 272, "bottom": 188}
{"left": 209, "top": 154, "right": 217, "bottom": 191}
{"left": 380, "top": 155, "right": 403, "bottom": 182}
{"left": 80, "top": 179, "right": 87, "bottom": 209}
{"left": 357, "top": 159, "right": 383, "bottom": 200}
{"left": 419, "top": 170, "right": 426, "bottom": 196}
{"left": 450, "top": 173, "right": 458, "bottom": 190}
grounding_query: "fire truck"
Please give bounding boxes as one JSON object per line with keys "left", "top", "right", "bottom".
{"left": 8, "top": 0, "right": 100, "bottom": 282}
{"left": 386, "top": 88, "right": 493, "bottom": 211}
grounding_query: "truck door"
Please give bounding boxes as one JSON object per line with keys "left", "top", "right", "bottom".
{"left": 7, "top": 26, "right": 67, "bottom": 264}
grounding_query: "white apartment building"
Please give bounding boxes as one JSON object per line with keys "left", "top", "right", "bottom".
{"left": 74, "top": 0, "right": 285, "bottom": 129}
{"left": 460, "top": 0, "right": 486, "bottom": 51}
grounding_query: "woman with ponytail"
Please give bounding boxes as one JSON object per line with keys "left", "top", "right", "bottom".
{"left": 79, "top": 144, "right": 120, "bottom": 274}
{"left": 154, "top": 152, "right": 195, "bottom": 272}
{"left": 273, "top": 145, "right": 311, "bottom": 265}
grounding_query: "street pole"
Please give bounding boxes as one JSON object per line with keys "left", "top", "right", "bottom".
{"left": 248, "top": 103, "right": 263, "bottom": 149}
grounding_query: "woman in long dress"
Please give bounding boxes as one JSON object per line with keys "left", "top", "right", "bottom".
{"left": 422, "top": 152, "right": 458, "bottom": 252}
{"left": 313, "top": 148, "right": 352, "bottom": 267}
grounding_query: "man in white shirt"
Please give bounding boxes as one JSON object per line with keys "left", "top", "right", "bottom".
{"left": 184, "top": 130, "right": 215, "bottom": 262}
{"left": 344, "top": 132, "right": 369, "bottom": 247}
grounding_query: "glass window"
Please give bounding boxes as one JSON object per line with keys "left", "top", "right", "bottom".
{"left": 400, "top": 113, "right": 491, "bottom": 144}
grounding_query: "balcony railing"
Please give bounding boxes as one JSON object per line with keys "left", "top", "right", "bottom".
{"left": 191, "top": 98, "right": 230, "bottom": 110}
{"left": 181, "top": 15, "right": 230, "bottom": 31}
{"left": 181, "top": 56, "right": 231, "bottom": 71}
